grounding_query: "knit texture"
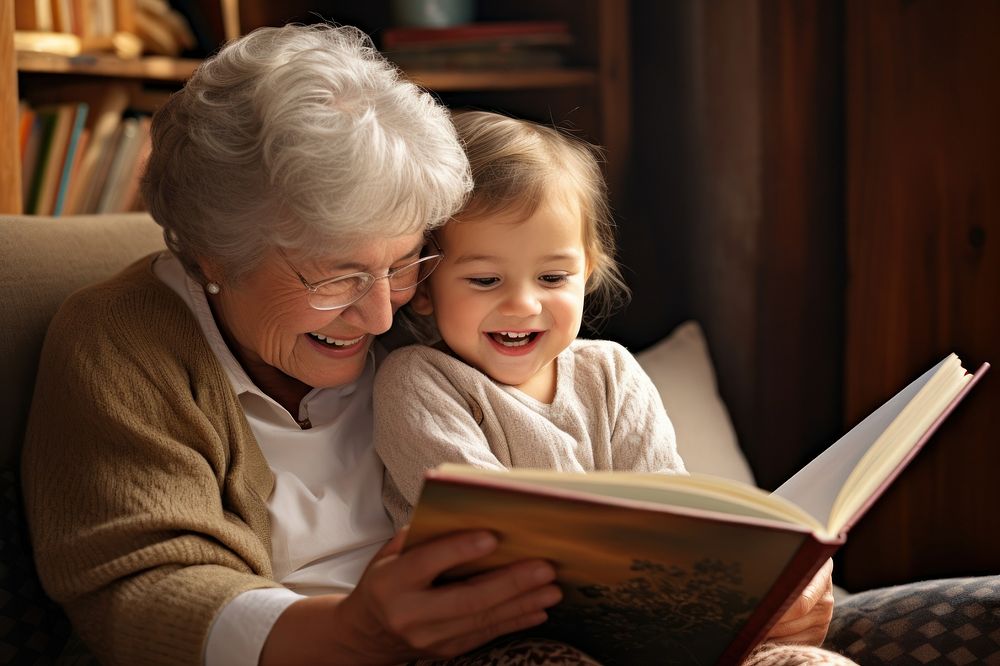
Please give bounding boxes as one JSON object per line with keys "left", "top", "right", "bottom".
{"left": 20, "top": 256, "right": 279, "bottom": 665}
{"left": 375, "top": 341, "right": 685, "bottom": 528}
{"left": 744, "top": 642, "right": 858, "bottom": 665}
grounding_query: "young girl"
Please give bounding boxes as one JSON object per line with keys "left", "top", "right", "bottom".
{"left": 373, "top": 110, "right": 685, "bottom": 527}
{"left": 372, "top": 110, "right": 850, "bottom": 665}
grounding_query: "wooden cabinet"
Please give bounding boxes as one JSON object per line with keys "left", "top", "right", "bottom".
{"left": 0, "top": 0, "right": 630, "bottom": 215}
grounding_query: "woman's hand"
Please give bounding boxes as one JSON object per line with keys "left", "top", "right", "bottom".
{"left": 764, "top": 558, "right": 836, "bottom": 646}
{"left": 261, "top": 528, "right": 561, "bottom": 665}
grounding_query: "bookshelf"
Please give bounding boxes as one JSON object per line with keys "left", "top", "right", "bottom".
{"left": 1, "top": 0, "right": 630, "bottom": 216}
{"left": 16, "top": 51, "right": 199, "bottom": 80}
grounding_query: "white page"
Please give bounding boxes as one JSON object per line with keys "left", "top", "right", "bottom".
{"left": 772, "top": 357, "right": 947, "bottom": 529}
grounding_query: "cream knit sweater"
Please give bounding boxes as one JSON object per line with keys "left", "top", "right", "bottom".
{"left": 375, "top": 341, "right": 686, "bottom": 528}
{"left": 21, "top": 256, "right": 279, "bottom": 665}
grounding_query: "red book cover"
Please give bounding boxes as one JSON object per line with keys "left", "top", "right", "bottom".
{"left": 382, "top": 21, "right": 571, "bottom": 50}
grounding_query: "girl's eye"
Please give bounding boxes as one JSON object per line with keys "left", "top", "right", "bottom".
{"left": 539, "top": 273, "right": 569, "bottom": 286}
{"left": 467, "top": 277, "right": 500, "bottom": 288}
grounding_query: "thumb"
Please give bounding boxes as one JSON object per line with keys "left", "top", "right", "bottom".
{"left": 371, "top": 526, "right": 409, "bottom": 564}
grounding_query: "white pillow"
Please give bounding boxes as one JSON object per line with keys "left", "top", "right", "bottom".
{"left": 634, "top": 321, "right": 757, "bottom": 487}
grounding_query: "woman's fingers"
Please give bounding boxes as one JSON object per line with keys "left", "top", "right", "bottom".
{"left": 418, "top": 558, "right": 559, "bottom": 621}
{"left": 356, "top": 531, "right": 562, "bottom": 656}
{"left": 379, "top": 529, "right": 500, "bottom": 588}
{"left": 394, "top": 581, "right": 560, "bottom": 656}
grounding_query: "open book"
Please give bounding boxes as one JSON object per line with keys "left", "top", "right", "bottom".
{"left": 404, "top": 353, "right": 988, "bottom": 666}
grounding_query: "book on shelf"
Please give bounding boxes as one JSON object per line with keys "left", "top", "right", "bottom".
{"left": 14, "top": 0, "right": 55, "bottom": 32}
{"left": 24, "top": 103, "right": 88, "bottom": 216}
{"left": 404, "top": 353, "right": 989, "bottom": 666}
{"left": 381, "top": 21, "right": 572, "bottom": 50}
{"left": 52, "top": 104, "right": 90, "bottom": 216}
{"left": 24, "top": 106, "right": 61, "bottom": 214}
{"left": 94, "top": 114, "right": 150, "bottom": 213}
{"left": 19, "top": 104, "right": 40, "bottom": 205}
{"left": 14, "top": 0, "right": 115, "bottom": 37}
{"left": 381, "top": 21, "right": 572, "bottom": 71}
{"left": 63, "top": 84, "right": 129, "bottom": 214}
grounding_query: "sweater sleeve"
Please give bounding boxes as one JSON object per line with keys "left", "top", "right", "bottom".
{"left": 374, "top": 347, "right": 508, "bottom": 528}
{"left": 607, "top": 343, "right": 688, "bottom": 475}
{"left": 20, "top": 279, "right": 280, "bottom": 666}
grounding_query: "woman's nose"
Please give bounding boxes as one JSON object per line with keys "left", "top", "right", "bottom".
{"left": 347, "top": 278, "right": 395, "bottom": 334}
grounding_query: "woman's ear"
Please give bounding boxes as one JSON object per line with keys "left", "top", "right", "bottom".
{"left": 410, "top": 282, "right": 434, "bottom": 316}
{"left": 196, "top": 256, "right": 223, "bottom": 288}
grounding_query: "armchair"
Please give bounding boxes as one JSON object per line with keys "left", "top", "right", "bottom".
{"left": 1, "top": 213, "right": 997, "bottom": 664}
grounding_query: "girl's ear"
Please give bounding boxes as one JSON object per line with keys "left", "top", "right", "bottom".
{"left": 410, "top": 282, "right": 434, "bottom": 316}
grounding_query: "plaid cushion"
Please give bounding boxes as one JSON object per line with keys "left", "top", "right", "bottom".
{"left": 0, "top": 468, "right": 72, "bottom": 664}
{"left": 825, "top": 576, "right": 1000, "bottom": 665}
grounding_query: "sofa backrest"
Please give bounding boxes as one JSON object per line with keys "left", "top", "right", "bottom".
{"left": 0, "top": 213, "right": 166, "bottom": 468}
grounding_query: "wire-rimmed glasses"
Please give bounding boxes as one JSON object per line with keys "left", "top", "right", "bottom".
{"left": 279, "top": 240, "right": 443, "bottom": 311}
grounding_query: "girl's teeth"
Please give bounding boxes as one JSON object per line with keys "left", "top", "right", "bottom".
{"left": 491, "top": 331, "right": 534, "bottom": 346}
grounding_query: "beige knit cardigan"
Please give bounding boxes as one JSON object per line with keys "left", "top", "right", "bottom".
{"left": 21, "top": 256, "right": 280, "bottom": 665}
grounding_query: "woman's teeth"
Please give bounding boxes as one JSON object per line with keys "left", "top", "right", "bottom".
{"left": 490, "top": 331, "right": 536, "bottom": 347}
{"left": 308, "top": 332, "right": 364, "bottom": 347}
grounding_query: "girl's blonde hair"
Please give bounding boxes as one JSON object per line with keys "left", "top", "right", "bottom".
{"left": 450, "top": 111, "right": 630, "bottom": 327}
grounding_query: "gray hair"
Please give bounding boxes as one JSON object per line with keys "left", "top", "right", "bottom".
{"left": 141, "top": 23, "right": 472, "bottom": 283}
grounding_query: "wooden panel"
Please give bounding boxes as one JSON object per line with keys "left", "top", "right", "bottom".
{"left": 0, "top": 0, "right": 21, "bottom": 214}
{"left": 752, "top": 0, "right": 845, "bottom": 487}
{"left": 596, "top": 0, "right": 630, "bottom": 201}
{"left": 622, "top": 0, "right": 843, "bottom": 489}
{"left": 839, "top": 0, "right": 1000, "bottom": 590}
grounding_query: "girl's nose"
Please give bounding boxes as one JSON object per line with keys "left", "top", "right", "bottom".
{"left": 498, "top": 284, "right": 543, "bottom": 318}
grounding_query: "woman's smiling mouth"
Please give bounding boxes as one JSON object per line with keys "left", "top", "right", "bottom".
{"left": 308, "top": 332, "right": 365, "bottom": 347}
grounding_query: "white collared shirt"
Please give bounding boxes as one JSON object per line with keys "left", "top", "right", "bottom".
{"left": 153, "top": 254, "right": 395, "bottom": 665}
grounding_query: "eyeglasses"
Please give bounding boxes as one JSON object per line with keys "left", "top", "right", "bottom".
{"left": 279, "top": 240, "right": 443, "bottom": 311}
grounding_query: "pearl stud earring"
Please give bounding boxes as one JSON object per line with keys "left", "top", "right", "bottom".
{"left": 206, "top": 282, "right": 221, "bottom": 295}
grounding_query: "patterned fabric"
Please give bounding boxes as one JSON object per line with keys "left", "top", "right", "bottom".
{"left": 824, "top": 576, "right": 1000, "bottom": 664}
{"left": 0, "top": 468, "right": 71, "bottom": 664}
{"left": 413, "top": 638, "right": 604, "bottom": 665}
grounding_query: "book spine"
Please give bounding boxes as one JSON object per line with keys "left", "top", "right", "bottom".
{"left": 719, "top": 537, "right": 841, "bottom": 663}
{"left": 25, "top": 110, "right": 57, "bottom": 214}
{"left": 53, "top": 103, "right": 89, "bottom": 215}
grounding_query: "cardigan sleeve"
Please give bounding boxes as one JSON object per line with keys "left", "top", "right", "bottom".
{"left": 374, "top": 346, "right": 508, "bottom": 528}
{"left": 21, "top": 275, "right": 280, "bottom": 666}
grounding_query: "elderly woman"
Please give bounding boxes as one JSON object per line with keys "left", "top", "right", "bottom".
{"left": 22, "top": 23, "right": 849, "bottom": 666}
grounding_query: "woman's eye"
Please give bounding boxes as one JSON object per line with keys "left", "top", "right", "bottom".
{"left": 467, "top": 277, "right": 500, "bottom": 288}
{"left": 540, "top": 273, "right": 569, "bottom": 286}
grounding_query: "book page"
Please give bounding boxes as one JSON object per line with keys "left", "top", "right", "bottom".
{"left": 437, "top": 465, "right": 823, "bottom": 531}
{"left": 772, "top": 356, "right": 950, "bottom": 532}
{"left": 830, "top": 357, "right": 970, "bottom": 530}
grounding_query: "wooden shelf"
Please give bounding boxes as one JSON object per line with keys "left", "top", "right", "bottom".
{"left": 17, "top": 51, "right": 200, "bottom": 81}
{"left": 16, "top": 51, "right": 596, "bottom": 90}
{"left": 405, "top": 67, "right": 597, "bottom": 91}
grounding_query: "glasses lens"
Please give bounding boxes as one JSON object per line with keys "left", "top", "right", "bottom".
{"left": 308, "top": 275, "right": 370, "bottom": 310}
{"left": 389, "top": 254, "right": 442, "bottom": 291}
